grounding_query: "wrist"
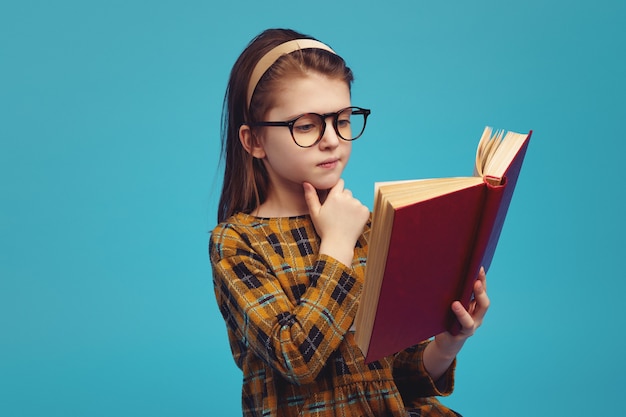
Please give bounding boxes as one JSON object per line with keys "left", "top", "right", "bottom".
{"left": 423, "top": 337, "right": 462, "bottom": 381}
{"left": 319, "top": 240, "right": 355, "bottom": 267}
{"left": 431, "top": 335, "right": 465, "bottom": 362}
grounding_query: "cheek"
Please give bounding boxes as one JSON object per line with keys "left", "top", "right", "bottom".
{"left": 262, "top": 142, "right": 308, "bottom": 171}
{"left": 344, "top": 142, "right": 353, "bottom": 159}
{"left": 262, "top": 139, "right": 295, "bottom": 162}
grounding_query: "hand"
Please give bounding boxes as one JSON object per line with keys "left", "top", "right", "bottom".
{"left": 436, "top": 267, "right": 490, "bottom": 353}
{"left": 303, "top": 179, "right": 369, "bottom": 266}
{"left": 424, "top": 267, "right": 490, "bottom": 379}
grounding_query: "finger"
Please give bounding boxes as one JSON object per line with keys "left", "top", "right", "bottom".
{"left": 477, "top": 266, "right": 487, "bottom": 291}
{"left": 328, "top": 178, "right": 345, "bottom": 196}
{"left": 473, "top": 280, "right": 490, "bottom": 313}
{"left": 474, "top": 275, "right": 485, "bottom": 295}
{"left": 303, "top": 182, "right": 321, "bottom": 215}
{"left": 451, "top": 301, "right": 475, "bottom": 331}
{"left": 468, "top": 299, "right": 477, "bottom": 315}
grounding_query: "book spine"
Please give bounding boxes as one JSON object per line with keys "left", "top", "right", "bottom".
{"left": 447, "top": 182, "right": 505, "bottom": 335}
{"left": 481, "top": 132, "right": 531, "bottom": 272}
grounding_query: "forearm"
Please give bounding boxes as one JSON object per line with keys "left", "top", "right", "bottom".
{"left": 422, "top": 337, "right": 464, "bottom": 381}
{"left": 213, "top": 253, "right": 362, "bottom": 384}
{"left": 393, "top": 342, "right": 455, "bottom": 398}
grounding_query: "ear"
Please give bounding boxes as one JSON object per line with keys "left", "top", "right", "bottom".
{"left": 239, "top": 125, "right": 266, "bottom": 159}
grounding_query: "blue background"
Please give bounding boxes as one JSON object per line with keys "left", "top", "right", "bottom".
{"left": 2, "top": 0, "right": 625, "bottom": 415}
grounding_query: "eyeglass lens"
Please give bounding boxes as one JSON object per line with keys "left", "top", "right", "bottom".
{"left": 292, "top": 107, "right": 367, "bottom": 147}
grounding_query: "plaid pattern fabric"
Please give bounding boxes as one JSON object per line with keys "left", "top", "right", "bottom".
{"left": 210, "top": 213, "right": 460, "bottom": 417}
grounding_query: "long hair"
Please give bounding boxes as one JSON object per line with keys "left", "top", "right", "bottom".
{"left": 217, "top": 28, "right": 354, "bottom": 223}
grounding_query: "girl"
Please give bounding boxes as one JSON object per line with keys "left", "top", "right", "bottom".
{"left": 209, "top": 28, "right": 489, "bottom": 417}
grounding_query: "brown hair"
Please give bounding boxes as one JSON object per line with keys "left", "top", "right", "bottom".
{"left": 217, "top": 28, "right": 354, "bottom": 223}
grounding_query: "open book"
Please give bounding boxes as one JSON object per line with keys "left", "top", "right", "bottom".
{"left": 354, "top": 126, "right": 532, "bottom": 363}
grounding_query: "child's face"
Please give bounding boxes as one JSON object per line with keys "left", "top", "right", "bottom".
{"left": 255, "top": 73, "right": 352, "bottom": 193}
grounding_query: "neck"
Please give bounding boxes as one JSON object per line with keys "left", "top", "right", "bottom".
{"left": 254, "top": 186, "right": 328, "bottom": 218}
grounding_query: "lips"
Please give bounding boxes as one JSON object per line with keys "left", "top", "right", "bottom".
{"left": 318, "top": 158, "right": 339, "bottom": 168}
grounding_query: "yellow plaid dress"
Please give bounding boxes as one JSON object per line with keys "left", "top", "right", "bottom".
{"left": 209, "top": 212, "right": 461, "bottom": 417}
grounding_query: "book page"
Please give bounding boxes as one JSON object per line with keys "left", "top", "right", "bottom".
{"left": 354, "top": 187, "right": 395, "bottom": 344}
{"left": 474, "top": 127, "right": 528, "bottom": 182}
{"left": 379, "top": 177, "right": 483, "bottom": 208}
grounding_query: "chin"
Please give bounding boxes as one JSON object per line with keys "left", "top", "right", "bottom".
{"left": 311, "top": 177, "right": 341, "bottom": 191}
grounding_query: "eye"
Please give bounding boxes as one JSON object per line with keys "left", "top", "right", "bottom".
{"left": 294, "top": 123, "right": 316, "bottom": 133}
{"left": 337, "top": 118, "right": 351, "bottom": 129}
{"left": 293, "top": 115, "right": 319, "bottom": 133}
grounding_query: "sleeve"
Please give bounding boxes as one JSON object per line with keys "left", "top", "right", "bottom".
{"left": 209, "top": 223, "right": 363, "bottom": 385}
{"left": 392, "top": 341, "right": 456, "bottom": 399}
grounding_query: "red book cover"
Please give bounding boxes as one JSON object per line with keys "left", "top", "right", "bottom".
{"left": 359, "top": 130, "right": 532, "bottom": 363}
{"left": 363, "top": 184, "right": 487, "bottom": 362}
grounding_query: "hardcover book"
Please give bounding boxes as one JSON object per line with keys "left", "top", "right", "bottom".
{"left": 354, "top": 127, "right": 532, "bottom": 363}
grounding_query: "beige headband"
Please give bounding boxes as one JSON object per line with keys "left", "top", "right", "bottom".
{"left": 246, "top": 39, "right": 336, "bottom": 109}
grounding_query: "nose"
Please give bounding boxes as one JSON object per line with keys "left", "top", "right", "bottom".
{"left": 318, "top": 116, "right": 340, "bottom": 149}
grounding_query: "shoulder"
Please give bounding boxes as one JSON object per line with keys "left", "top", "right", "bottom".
{"left": 209, "top": 213, "right": 255, "bottom": 258}
{"left": 209, "top": 212, "right": 306, "bottom": 260}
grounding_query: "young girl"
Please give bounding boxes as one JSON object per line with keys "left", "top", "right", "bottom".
{"left": 209, "top": 28, "right": 489, "bottom": 417}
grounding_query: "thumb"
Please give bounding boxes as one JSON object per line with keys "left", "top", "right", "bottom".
{"left": 303, "top": 182, "right": 321, "bottom": 215}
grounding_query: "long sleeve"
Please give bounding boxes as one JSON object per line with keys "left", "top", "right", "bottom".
{"left": 210, "top": 217, "right": 364, "bottom": 385}
{"left": 393, "top": 342, "right": 455, "bottom": 400}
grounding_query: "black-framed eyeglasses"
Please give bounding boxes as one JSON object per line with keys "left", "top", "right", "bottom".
{"left": 248, "top": 106, "right": 371, "bottom": 148}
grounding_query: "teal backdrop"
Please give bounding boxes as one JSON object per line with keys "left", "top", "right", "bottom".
{"left": 2, "top": 1, "right": 625, "bottom": 416}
